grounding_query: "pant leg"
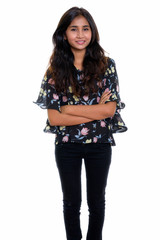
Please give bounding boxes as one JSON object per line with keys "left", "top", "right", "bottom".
{"left": 55, "top": 143, "right": 83, "bottom": 240}
{"left": 84, "top": 143, "right": 112, "bottom": 240}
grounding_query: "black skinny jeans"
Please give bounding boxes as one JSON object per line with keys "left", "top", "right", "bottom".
{"left": 55, "top": 142, "right": 112, "bottom": 240}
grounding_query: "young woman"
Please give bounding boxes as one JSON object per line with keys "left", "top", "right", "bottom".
{"left": 34, "top": 7, "right": 127, "bottom": 240}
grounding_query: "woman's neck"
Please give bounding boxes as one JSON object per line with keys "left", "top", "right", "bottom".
{"left": 72, "top": 49, "right": 86, "bottom": 71}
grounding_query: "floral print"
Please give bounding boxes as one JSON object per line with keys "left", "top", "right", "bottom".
{"left": 100, "top": 121, "right": 106, "bottom": 127}
{"left": 34, "top": 58, "right": 127, "bottom": 146}
{"left": 81, "top": 128, "right": 90, "bottom": 136}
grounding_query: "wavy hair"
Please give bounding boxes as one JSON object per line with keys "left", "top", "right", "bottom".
{"left": 46, "top": 7, "right": 109, "bottom": 97}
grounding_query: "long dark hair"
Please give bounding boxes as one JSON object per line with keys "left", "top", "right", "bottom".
{"left": 46, "top": 7, "right": 109, "bottom": 97}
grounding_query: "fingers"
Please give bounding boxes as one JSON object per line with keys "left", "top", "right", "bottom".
{"left": 103, "top": 89, "right": 111, "bottom": 94}
{"left": 99, "top": 90, "right": 112, "bottom": 104}
{"left": 101, "top": 91, "right": 112, "bottom": 100}
{"left": 60, "top": 105, "right": 67, "bottom": 113}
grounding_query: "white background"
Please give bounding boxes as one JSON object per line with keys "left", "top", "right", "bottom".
{"left": 0, "top": 0, "right": 160, "bottom": 239}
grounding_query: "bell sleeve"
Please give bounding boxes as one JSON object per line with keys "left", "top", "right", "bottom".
{"left": 104, "top": 58, "right": 127, "bottom": 133}
{"left": 34, "top": 72, "right": 61, "bottom": 134}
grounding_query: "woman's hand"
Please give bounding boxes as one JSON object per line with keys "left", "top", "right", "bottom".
{"left": 99, "top": 90, "right": 112, "bottom": 104}
{"left": 60, "top": 105, "right": 69, "bottom": 114}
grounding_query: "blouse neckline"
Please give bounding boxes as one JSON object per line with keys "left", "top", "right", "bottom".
{"left": 74, "top": 65, "right": 83, "bottom": 73}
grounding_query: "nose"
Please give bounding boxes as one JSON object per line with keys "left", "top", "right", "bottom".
{"left": 77, "top": 30, "right": 84, "bottom": 38}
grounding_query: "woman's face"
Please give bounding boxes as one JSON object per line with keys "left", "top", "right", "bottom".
{"left": 65, "top": 15, "right": 92, "bottom": 54}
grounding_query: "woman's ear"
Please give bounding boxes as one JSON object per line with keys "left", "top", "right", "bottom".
{"left": 64, "top": 34, "right": 67, "bottom": 40}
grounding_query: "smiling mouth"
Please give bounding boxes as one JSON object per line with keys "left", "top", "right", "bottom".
{"left": 76, "top": 41, "right": 85, "bottom": 45}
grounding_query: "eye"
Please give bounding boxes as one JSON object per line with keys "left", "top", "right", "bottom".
{"left": 83, "top": 28, "right": 89, "bottom": 31}
{"left": 71, "top": 28, "right": 77, "bottom": 31}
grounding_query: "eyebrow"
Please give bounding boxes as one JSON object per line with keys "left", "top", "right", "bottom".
{"left": 69, "top": 25, "right": 90, "bottom": 28}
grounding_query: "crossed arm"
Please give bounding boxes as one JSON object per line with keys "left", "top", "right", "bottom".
{"left": 48, "top": 91, "right": 116, "bottom": 126}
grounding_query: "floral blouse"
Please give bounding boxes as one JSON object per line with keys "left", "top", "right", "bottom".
{"left": 34, "top": 58, "right": 127, "bottom": 146}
